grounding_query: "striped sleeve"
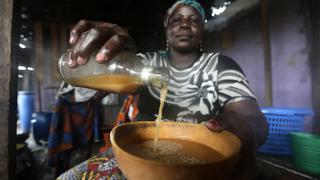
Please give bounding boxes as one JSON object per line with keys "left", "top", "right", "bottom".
{"left": 217, "top": 55, "right": 256, "bottom": 108}
{"left": 136, "top": 52, "right": 157, "bottom": 66}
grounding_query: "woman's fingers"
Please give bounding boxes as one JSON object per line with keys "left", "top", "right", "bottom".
{"left": 204, "top": 111, "right": 235, "bottom": 132}
{"left": 67, "top": 51, "right": 77, "bottom": 68}
{"left": 70, "top": 27, "right": 106, "bottom": 64}
{"left": 96, "top": 25, "right": 131, "bottom": 62}
{"left": 67, "top": 20, "right": 95, "bottom": 67}
{"left": 68, "top": 21, "right": 131, "bottom": 66}
{"left": 97, "top": 34, "right": 128, "bottom": 62}
{"left": 203, "top": 118, "right": 226, "bottom": 132}
{"left": 70, "top": 31, "right": 89, "bottom": 65}
{"left": 69, "top": 20, "right": 95, "bottom": 44}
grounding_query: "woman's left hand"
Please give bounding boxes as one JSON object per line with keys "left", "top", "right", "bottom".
{"left": 204, "top": 100, "right": 268, "bottom": 180}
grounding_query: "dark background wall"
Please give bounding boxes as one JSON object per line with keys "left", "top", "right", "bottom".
{"left": 204, "top": 0, "right": 320, "bottom": 131}
{"left": 208, "top": 0, "right": 312, "bottom": 108}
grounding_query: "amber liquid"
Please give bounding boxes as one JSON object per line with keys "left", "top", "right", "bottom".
{"left": 67, "top": 74, "right": 144, "bottom": 94}
{"left": 123, "top": 139, "right": 223, "bottom": 165}
{"left": 154, "top": 82, "right": 168, "bottom": 150}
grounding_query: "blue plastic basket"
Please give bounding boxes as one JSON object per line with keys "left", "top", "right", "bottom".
{"left": 259, "top": 107, "right": 314, "bottom": 155}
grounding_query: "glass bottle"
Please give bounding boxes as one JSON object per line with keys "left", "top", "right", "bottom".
{"left": 59, "top": 51, "right": 170, "bottom": 94}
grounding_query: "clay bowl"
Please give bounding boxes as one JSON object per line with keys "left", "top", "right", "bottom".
{"left": 110, "top": 121, "right": 241, "bottom": 180}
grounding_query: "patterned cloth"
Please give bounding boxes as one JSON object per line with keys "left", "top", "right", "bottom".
{"left": 57, "top": 148, "right": 125, "bottom": 180}
{"left": 48, "top": 89, "right": 103, "bottom": 174}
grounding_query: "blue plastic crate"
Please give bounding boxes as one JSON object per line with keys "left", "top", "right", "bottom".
{"left": 259, "top": 107, "right": 314, "bottom": 155}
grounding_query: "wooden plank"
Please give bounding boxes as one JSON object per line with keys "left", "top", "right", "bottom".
{"left": 59, "top": 23, "right": 68, "bottom": 56}
{"left": 0, "top": 0, "right": 16, "bottom": 179}
{"left": 261, "top": 0, "right": 273, "bottom": 106}
{"left": 308, "top": 0, "right": 320, "bottom": 133}
{"left": 34, "top": 21, "right": 44, "bottom": 111}
{"left": 50, "top": 22, "right": 60, "bottom": 81}
{"left": 34, "top": 21, "right": 44, "bottom": 83}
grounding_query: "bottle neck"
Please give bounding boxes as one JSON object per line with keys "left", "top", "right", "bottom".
{"left": 141, "top": 67, "right": 170, "bottom": 88}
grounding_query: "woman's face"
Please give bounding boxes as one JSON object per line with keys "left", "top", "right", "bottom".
{"left": 166, "top": 5, "right": 204, "bottom": 53}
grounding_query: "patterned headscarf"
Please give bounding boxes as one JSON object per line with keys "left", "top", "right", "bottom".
{"left": 164, "top": 0, "right": 205, "bottom": 28}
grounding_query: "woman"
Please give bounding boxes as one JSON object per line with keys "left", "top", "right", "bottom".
{"left": 59, "top": 0, "right": 268, "bottom": 179}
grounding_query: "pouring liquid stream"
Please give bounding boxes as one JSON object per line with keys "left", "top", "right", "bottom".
{"left": 153, "top": 81, "right": 168, "bottom": 151}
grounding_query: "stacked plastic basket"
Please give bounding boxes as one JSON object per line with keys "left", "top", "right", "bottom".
{"left": 259, "top": 107, "right": 314, "bottom": 155}
{"left": 291, "top": 132, "right": 320, "bottom": 174}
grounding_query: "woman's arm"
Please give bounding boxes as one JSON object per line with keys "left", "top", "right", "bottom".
{"left": 205, "top": 99, "right": 269, "bottom": 179}
{"left": 219, "top": 100, "right": 269, "bottom": 146}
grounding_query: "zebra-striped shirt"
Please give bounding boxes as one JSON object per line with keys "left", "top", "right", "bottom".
{"left": 134, "top": 51, "right": 256, "bottom": 123}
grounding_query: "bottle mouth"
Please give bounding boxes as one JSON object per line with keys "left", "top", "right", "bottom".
{"left": 141, "top": 67, "right": 152, "bottom": 83}
{"left": 141, "top": 67, "right": 170, "bottom": 87}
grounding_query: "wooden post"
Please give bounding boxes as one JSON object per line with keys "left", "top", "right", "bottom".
{"left": 261, "top": 0, "right": 273, "bottom": 106}
{"left": 34, "top": 21, "right": 44, "bottom": 111}
{"left": 308, "top": 0, "right": 320, "bottom": 133}
{"left": 59, "top": 23, "right": 69, "bottom": 56}
{"left": 50, "top": 22, "right": 60, "bottom": 81}
{"left": 0, "top": 0, "right": 18, "bottom": 179}
{"left": 34, "top": 21, "right": 44, "bottom": 83}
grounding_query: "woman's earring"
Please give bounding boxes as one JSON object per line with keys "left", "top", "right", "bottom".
{"left": 166, "top": 40, "right": 170, "bottom": 51}
{"left": 199, "top": 41, "right": 203, "bottom": 52}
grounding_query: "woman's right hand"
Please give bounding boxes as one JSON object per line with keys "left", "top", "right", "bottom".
{"left": 68, "top": 20, "right": 136, "bottom": 67}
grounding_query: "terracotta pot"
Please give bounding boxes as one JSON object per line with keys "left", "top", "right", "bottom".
{"left": 110, "top": 121, "right": 241, "bottom": 180}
